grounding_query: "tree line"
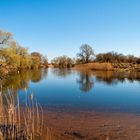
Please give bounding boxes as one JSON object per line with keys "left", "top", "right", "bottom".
{"left": 95, "top": 52, "right": 140, "bottom": 64}
{"left": 0, "top": 30, "right": 48, "bottom": 71}
{"left": 51, "top": 44, "right": 140, "bottom": 68}
{"left": 1, "top": 30, "right": 140, "bottom": 70}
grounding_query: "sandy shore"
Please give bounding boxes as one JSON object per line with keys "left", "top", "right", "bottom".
{"left": 41, "top": 109, "right": 140, "bottom": 140}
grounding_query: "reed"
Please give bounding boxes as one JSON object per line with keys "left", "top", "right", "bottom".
{"left": 74, "top": 62, "right": 114, "bottom": 71}
{"left": 0, "top": 86, "right": 43, "bottom": 140}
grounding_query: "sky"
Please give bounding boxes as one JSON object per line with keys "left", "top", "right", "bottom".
{"left": 0, "top": 0, "right": 140, "bottom": 60}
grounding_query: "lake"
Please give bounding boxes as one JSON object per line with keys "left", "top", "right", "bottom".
{"left": 1, "top": 68, "right": 140, "bottom": 114}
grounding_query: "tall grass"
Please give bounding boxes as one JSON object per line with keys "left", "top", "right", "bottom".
{"left": 74, "top": 62, "right": 113, "bottom": 71}
{"left": 0, "top": 86, "right": 43, "bottom": 140}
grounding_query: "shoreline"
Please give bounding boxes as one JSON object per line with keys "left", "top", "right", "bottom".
{"left": 42, "top": 109, "right": 140, "bottom": 140}
{"left": 1, "top": 62, "right": 140, "bottom": 79}
{"left": 74, "top": 62, "right": 140, "bottom": 72}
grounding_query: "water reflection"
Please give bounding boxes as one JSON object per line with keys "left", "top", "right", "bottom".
{"left": 75, "top": 70, "right": 140, "bottom": 92}
{"left": 76, "top": 71, "right": 94, "bottom": 93}
{"left": 95, "top": 71, "right": 126, "bottom": 85}
{"left": 31, "top": 69, "right": 48, "bottom": 82}
{"left": 0, "top": 69, "right": 48, "bottom": 93}
{"left": 1, "top": 68, "right": 140, "bottom": 113}
{"left": 94, "top": 71, "right": 140, "bottom": 85}
{"left": 1, "top": 69, "right": 140, "bottom": 94}
{"left": 51, "top": 68, "right": 72, "bottom": 77}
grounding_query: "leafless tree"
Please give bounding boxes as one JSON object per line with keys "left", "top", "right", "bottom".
{"left": 0, "top": 31, "right": 12, "bottom": 45}
{"left": 77, "top": 44, "right": 94, "bottom": 63}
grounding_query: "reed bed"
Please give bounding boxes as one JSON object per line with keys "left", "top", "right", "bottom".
{"left": 74, "top": 62, "right": 114, "bottom": 71}
{"left": 0, "top": 86, "right": 43, "bottom": 140}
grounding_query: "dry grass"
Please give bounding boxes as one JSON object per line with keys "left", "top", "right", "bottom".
{"left": 0, "top": 86, "right": 43, "bottom": 140}
{"left": 74, "top": 62, "right": 114, "bottom": 71}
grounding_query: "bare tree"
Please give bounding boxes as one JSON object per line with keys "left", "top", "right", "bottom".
{"left": 0, "top": 31, "right": 12, "bottom": 45}
{"left": 51, "top": 55, "right": 74, "bottom": 68}
{"left": 77, "top": 44, "right": 94, "bottom": 63}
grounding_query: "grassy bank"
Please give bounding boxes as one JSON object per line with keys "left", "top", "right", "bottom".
{"left": 74, "top": 62, "right": 140, "bottom": 72}
{"left": 74, "top": 63, "right": 114, "bottom": 71}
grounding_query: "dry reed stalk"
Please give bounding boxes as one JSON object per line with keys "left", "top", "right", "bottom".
{"left": 0, "top": 85, "right": 43, "bottom": 140}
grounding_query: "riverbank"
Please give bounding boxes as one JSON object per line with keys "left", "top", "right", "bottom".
{"left": 0, "top": 64, "right": 17, "bottom": 78}
{"left": 74, "top": 62, "right": 140, "bottom": 72}
{"left": 0, "top": 63, "right": 48, "bottom": 79}
{"left": 42, "top": 109, "right": 140, "bottom": 140}
{"left": 1, "top": 62, "right": 140, "bottom": 78}
{"left": 74, "top": 62, "right": 113, "bottom": 71}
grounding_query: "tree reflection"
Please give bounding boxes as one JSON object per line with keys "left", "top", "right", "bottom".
{"left": 95, "top": 71, "right": 125, "bottom": 85}
{"left": 76, "top": 70, "right": 140, "bottom": 93}
{"left": 51, "top": 68, "right": 72, "bottom": 77}
{"left": 1, "top": 68, "right": 140, "bottom": 97}
{"left": 95, "top": 71, "right": 140, "bottom": 85}
{"left": 31, "top": 69, "right": 42, "bottom": 83}
{"left": 76, "top": 71, "right": 94, "bottom": 93}
{"left": 0, "top": 69, "right": 48, "bottom": 94}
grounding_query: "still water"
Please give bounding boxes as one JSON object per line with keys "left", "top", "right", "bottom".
{"left": 1, "top": 68, "right": 140, "bottom": 113}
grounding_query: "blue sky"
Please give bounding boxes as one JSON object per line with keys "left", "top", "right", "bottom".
{"left": 0, "top": 0, "right": 140, "bottom": 60}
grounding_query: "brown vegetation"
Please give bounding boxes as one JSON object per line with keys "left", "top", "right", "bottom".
{"left": 95, "top": 52, "right": 140, "bottom": 64}
{"left": 74, "top": 62, "right": 114, "bottom": 71}
{"left": 74, "top": 62, "right": 140, "bottom": 72}
{"left": 51, "top": 55, "right": 74, "bottom": 68}
{"left": 0, "top": 89, "right": 43, "bottom": 139}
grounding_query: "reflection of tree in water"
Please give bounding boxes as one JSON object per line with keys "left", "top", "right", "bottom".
{"left": 76, "top": 70, "right": 140, "bottom": 92}
{"left": 42, "top": 68, "right": 48, "bottom": 79}
{"left": 0, "top": 71, "right": 31, "bottom": 105}
{"left": 51, "top": 68, "right": 72, "bottom": 77}
{"left": 76, "top": 72, "right": 94, "bottom": 93}
{"left": 31, "top": 69, "right": 42, "bottom": 83}
{"left": 127, "top": 72, "right": 140, "bottom": 82}
{"left": 96, "top": 77, "right": 120, "bottom": 85}
{"left": 95, "top": 71, "right": 140, "bottom": 85}
{"left": 0, "top": 69, "right": 48, "bottom": 94}
{"left": 1, "top": 71, "right": 30, "bottom": 92}
{"left": 31, "top": 68, "right": 48, "bottom": 83}
{"left": 95, "top": 72, "right": 124, "bottom": 85}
